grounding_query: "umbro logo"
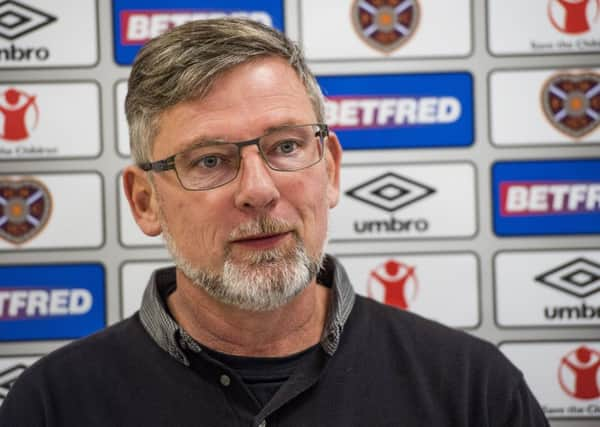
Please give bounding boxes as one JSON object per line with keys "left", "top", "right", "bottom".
{"left": 0, "top": 1, "right": 56, "bottom": 41}
{"left": 345, "top": 172, "right": 435, "bottom": 212}
{"left": 535, "top": 258, "right": 600, "bottom": 298}
{"left": 0, "top": 364, "right": 27, "bottom": 401}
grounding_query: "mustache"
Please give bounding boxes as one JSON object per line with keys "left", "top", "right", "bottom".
{"left": 229, "top": 216, "right": 294, "bottom": 241}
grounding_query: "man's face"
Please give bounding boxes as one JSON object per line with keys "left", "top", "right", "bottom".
{"left": 146, "top": 57, "right": 341, "bottom": 310}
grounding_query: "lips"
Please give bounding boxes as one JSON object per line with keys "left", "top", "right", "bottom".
{"left": 230, "top": 231, "right": 291, "bottom": 249}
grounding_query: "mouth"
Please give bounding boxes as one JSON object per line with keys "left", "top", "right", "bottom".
{"left": 230, "top": 231, "right": 292, "bottom": 250}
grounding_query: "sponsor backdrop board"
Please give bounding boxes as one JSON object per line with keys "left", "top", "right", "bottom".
{"left": 336, "top": 252, "right": 480, "bottom": 328}
{"left": 489, "top": 68, "right": 600, "bottom": 146}
{"left": 115, "top": 80, "right": 129, "bottom": 156}
{"left": 0, "top": 355, "right": 40, "bottom": 405}
{"left": 0, "top": 82, "right": 102, "bottom": 159}
{"left": 120, "top": 260, "right": 171, "bottom": 318}
{"left": 0, "top": 1, "right": 598, "bottom": 426}
{"left": 488, "top": 0, "right": 600, "bottom": 56}
{"left": 0, "top": 263, "right": 106, "bottom": 341}
{"left": 500, "top": 341, "right": 600, "bottom": 419}
{"left": 0, "top": 0, "right": 98, "bottom": 68}
{"left": 318, "top": 72, "right": 474, "bottom": 149}
{"left": 300, "top": 0, "right": 471, "bottom": 60}
{"left": 494, "top": 249, "right": 600, "bottom": 327}
{"left": 112, "top": 0, "right": 285, "bottom": 64}
{"left": 0, "top": 173, "right": 104, "bottom": 250}
{"left": 492, "top": 159, "right": 600, "bottom": 236}
{"left": 331, "top": 163, "right": 477, "bottom": 241}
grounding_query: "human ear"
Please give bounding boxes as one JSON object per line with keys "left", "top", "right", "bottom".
{"left": 122, "top": 166, "right": 162, "bottom": 236}
{"left": 324, "top": 131, "right": 342, "bottom": 208}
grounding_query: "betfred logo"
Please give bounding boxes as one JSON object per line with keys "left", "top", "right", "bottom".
{"left": 500, "top": 181, "right": 600, "bottom": 216}
{"left": 0, "top": 87, "right": 38, "bottom": 142}
{"left": 325, "top": 96, "right": 461, "bottom": 129}
{"left": 0, "top": 288, "right": 92, "bottom": 319}
{"left": 367, "top": 259, "right": 418, "bottom": 309}
{"left": 113, "top": 0, "right": 284, "bottom": 65}
{"left": 558, "top": 345, "right": 600, "bottom": 399}
{"left": 317, "top": 73, "right": 473, "bottom": 149}
{"left": 121, "top": 10, "right": 273, "bottom": 45}
{"left": 0, "top": 264, "right": 105, "bottom": 341}
{"left": 548, "top": 0, "right": 599, "bottom": 35}
{"left": 541, "top": 72, "right": 600, "bottom": 138}
{"left": 493, "top": 159, "right": 600, "bottom": 236}
{"left": 351, "top": 0, "right": 419, "bottom": 54}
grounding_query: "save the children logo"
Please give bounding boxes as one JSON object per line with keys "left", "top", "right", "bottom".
{"left": 0, "top": 87, "right": 38, "bottom": 142}
{"left": 558, "top": 345, "right": 600, "bottom": 400}
{"left": 541, "top": 72, "right": 600, "bottom": 139}
{"left": 0, "top": 178, "right": 52, "bottom": 245}
{"left": 548, "top": 0, "right": 599, "bottom": 35}
{"left": 351, "top": 0, "right": 419, "bottom": 53}
{"left": 367, "top": 259, "right": 418, "bottom": 309}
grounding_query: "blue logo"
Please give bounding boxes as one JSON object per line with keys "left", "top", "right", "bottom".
{"left": 317, "top": 72, "right": 474, "bottom": 149}
{"left": 113, "top": 0, "right": 285, "bottom": 65}
{"left": 0, "top": 264, "right": 105, "bottom": 341}
{"left": 493, "top": 159, "right": 600, "bottom": 236}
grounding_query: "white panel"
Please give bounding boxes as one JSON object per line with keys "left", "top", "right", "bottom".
{"left": 330, "top": 163, "right": 477, "bottom": 240}
{"left": 488, "top": 0, "right": 600, "bottom": 55}
{"left": 300, "top": 0, "right": 471, "bottom": 60}
{"left": 0, "top": 0, "right": 98, "bottom": 68}
{"left": 495, "top": 250, "right": 600, "bottom": 327}
{"left": 121, "top": 261, "right": 171, "bottom": 318}
{"left": 338, "top": 252, "right": 479, "bottom": 328}
{"left": 116, "top": 81, "right": 130, "bottom": 157}
{"left": 490, "top": 69, "right": 600, "bottom": 145}
{"left": 501, "top": 341, "right": 600, "bottom": 418}
{"left": 0, "top": 82, "right": 101, "bottom": 158}
{"left": 0, "top": 173, "right": 103, "bottom": 250}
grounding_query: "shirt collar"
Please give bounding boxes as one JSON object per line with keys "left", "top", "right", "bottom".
{"left": 138, "top": 254, "right": 356, "bottom": 366}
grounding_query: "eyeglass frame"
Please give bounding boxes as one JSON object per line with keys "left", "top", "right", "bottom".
{"left": 137, "top": 123, "right": 329, "bottom": 191}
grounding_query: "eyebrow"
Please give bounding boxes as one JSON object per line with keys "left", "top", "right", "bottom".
{"left": 179, "top": 122, "right": 306, "bottom": 151}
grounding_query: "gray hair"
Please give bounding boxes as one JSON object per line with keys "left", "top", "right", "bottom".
{"left": 125, "top": 18, "right": 325, "bottom": 164}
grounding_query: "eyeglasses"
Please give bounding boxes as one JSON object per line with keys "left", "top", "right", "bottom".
{"left": 138, "top": 123, "right": 329, "bottom": 191}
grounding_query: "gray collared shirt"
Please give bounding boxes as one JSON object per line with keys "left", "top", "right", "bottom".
{"left": 138, "top": 254, "right": 356, "bottom": 365}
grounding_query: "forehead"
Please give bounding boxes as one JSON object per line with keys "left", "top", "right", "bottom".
{"left": 153, "top": 57, "right": 316, "bottom": 157}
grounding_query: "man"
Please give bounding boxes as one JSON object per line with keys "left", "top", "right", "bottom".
{"left": 0, "top": 19, "right": 549, "bottom": 426}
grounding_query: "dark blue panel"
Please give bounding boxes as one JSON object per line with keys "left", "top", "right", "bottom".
{"left": 317, "top": 72, "right": 474, "bottom": 150}
{"left": 492, "top": 159, "right": 600, "bottom": 236}
{"left": 113, "top": 0, "right": 285, "bottom": 65}
{"left": 0, "top": 264, "right": 106, "bottom": 341}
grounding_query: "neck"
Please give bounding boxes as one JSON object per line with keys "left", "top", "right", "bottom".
{"left": 167, "top": 269, "right": 330, "bottom": 357}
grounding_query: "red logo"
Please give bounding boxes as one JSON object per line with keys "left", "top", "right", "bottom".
{"left": 548, "top": 0, "right": 600, "bottom": 34}
{"left": 367, "top": 259, "right": 419, "bottom": 309}
{"left": 0, "top": 88, "right": 38, "bottom": 142}
{"left": 0, "top": 178, "right": 52, "bottom": 245}
{"left": 558, "top": 346, "right": 600, "bottom": 399}
{"left": 351, "top": 0, "right": 420, "bottom": 54}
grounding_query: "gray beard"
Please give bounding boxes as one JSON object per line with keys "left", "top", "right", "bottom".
{"left": 160, "top": 216, "right": 323, "bottom": 311}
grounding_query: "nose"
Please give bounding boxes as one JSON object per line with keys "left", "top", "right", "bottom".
{"left": 233, "top": 147, "right": 280, "bottom": 212}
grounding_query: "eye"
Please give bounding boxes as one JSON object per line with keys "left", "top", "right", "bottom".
{"left": 193, "top": 155, "right": 222, "bottom": 169}
{"left": 276, "top": 139, "right": 300, "bottom": 155}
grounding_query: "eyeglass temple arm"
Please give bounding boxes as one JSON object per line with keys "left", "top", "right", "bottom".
{"left": 138, "top": 157, "right": 175, "bottom": 172}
